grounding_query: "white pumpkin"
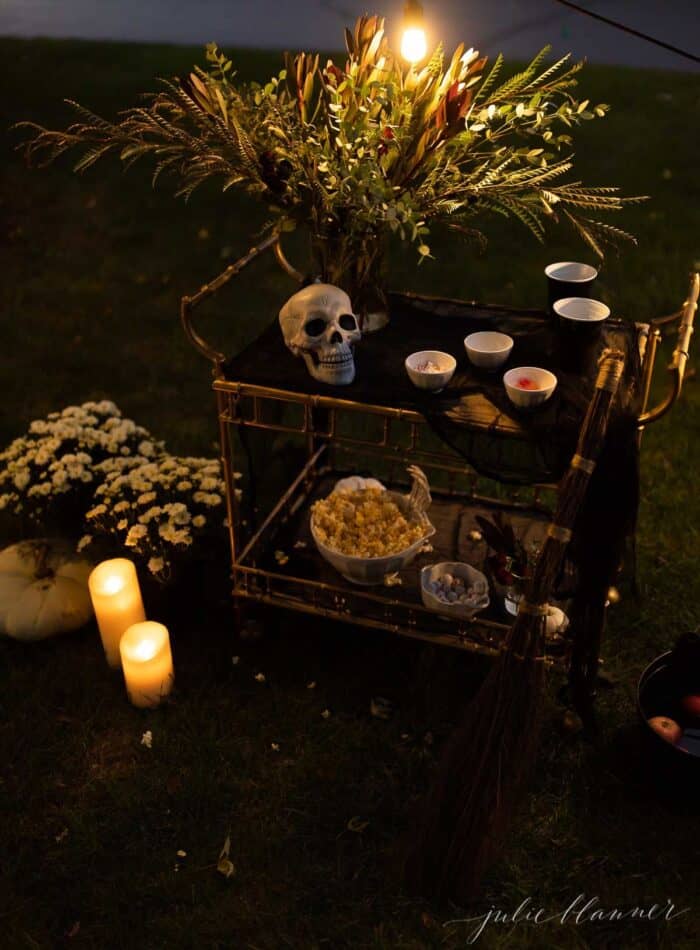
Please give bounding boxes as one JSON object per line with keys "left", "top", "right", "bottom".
{"left": 0, "top": 540, "right": 94, "bottom": 641}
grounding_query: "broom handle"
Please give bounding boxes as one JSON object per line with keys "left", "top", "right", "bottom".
{"left": 521, "top": 349, "right": 626, "bottom": 612}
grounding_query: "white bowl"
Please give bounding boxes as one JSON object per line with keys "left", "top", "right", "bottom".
{"left": 420, "top": 561, "right": 489, "bottom": 620}
{"left": 553, "top": 296, "right": 610, "bottom": 324}
{"left": 545, "top": 261, "right": 598, "bottom": 284}
{"left": 310, "top": 489, "right": 435, "bottom": 586}
{"left": 405, "top": 350, "right": 456, "bottom": 392}
{"left": 503, "top": 366, "right": 557, "bottom": 408}
{"left": 464, "top": 331, "right": 514, "bottom": 369}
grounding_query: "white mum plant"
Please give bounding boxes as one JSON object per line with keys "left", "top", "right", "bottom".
{"left": 81, "top": 455, "right": 237, "bottom": 581}
{"left": 0, "top": 401, "right": 160, "bottom": 530}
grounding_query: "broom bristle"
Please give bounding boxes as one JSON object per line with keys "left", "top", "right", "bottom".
{"left": 405, "top": 617, "right": 546, "bottom": 901}
{"left": 405, "top": 350, "right": 626, "bottom": 904}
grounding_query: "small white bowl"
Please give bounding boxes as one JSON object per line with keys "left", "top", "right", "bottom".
{"left": 421, "top": 561, "right": 490, "bottom": 620}
{"left": 405, "top": 350, "right": 456, "bottom": 392}
{"left": 464, "top": 331, "right": 514, "bottom": 370}
{"left": 503, "top": 366, "right": 557, "bottom": 408}
{"left": 553, "top": 296, "right": 610, "bottom": 324}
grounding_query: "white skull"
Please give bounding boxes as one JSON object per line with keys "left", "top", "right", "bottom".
{"left": 278, "top": 283, "right": 361, "bottom": 385}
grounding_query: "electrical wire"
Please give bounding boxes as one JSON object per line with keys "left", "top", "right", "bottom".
{"left": 551, "top": 0, "right": 700, "bottom": 65}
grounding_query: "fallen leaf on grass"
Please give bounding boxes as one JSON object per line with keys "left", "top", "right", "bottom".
{"left": 217, "top": 834, "right": 236, "bottom": 879}
{"left": 321, "top": 708, "right": 331, "bottom": 719}
{"left": 306, "top": 681, "right": 316, "bottom": 690}
{"left": 65, "top": 922, "right": 80, "bottom": 939}
{"left": 55, "top": 828, "right": 69, "bottom": 844}
{"left": 346, "top": 816, "right": 370, "bottom": 833}
{"left": 254, "top": 672, "right": 266, "bottom": 683}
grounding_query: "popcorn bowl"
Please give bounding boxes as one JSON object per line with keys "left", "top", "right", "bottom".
{"left": 310, "top": 478, "right": 435, "bottom": 585}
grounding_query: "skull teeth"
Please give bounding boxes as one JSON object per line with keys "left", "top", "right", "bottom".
{"left": 319, "top": 354, "right": 353, "bottom": 364}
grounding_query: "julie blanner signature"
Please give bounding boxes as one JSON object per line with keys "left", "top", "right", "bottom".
{"left": 444, "top": 894, "right": 691, "bottom": 944}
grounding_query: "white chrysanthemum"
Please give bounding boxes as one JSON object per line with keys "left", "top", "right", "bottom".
{"left": 77, "top": 535, "right": 92, "bottom": 552}
{"left": 125, "top": 524, "right": 147, "bottom": 547}
{"left": 148, "top": 556, "right": 165, "bottom": 575}
{"left": 192, "top": 514, "right": 206, "bottom": 528}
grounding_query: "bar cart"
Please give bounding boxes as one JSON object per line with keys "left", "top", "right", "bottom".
{"left": 182, "top": 233, "right": 697, "bottom": 724}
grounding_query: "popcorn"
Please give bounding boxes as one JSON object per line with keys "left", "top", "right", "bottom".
{"left": 311, "top": 488, "right": 425, "bottom": 558}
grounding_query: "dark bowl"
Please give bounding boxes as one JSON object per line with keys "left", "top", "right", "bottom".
{"left": 637, "top": 652, "right": 700, "bottom": 787}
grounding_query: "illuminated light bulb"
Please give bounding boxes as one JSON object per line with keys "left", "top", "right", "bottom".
{"left": 401, "top": 0, "right": 427, "bottom": 65}
{"left": 401, "top": 27, "right": 427, "bottom": 64}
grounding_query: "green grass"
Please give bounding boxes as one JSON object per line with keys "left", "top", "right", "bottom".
{"left": 1, "top": 38, "right": 700, "bottom": 949}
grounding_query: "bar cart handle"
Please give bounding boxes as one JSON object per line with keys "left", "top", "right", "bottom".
{"left": 180, "top": 232, "right": 303, "bottom": 372}
{"left": 638, "top": 272, "right": 698, "bottom": 427}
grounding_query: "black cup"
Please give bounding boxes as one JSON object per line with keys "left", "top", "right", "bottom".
{"left": 553, "top": 296, "right": 610, "bottom": 372}
{"left": 545, "top": 261, "right": 597, "bottom": 314}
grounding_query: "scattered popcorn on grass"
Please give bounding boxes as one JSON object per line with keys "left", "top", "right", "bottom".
{"left": 274, "top": 549, "right": 289, "bottom": 566}
{"left": 468, "top": 529, "right": 484, "bottom": 542}
{"left": 231, "top": 656, "right": 240, "bottom": 666}
{"left": 306, "top": 681, "right": 316, "bottom": 690}
{"left": 321, "top": 708, "right": 331, "bottom": 719}
{"left": 140, "top": 730, "right": 153, "bottom": 749}
{"left": 271, "top": 743, "right": 280, "bottom": 752}
{"left": 254, "top": 672, "right": 266, "bottom": 683}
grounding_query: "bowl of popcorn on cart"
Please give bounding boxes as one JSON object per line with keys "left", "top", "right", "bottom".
{"left": 310, "top": 467, "right": 435, "bottom": 585}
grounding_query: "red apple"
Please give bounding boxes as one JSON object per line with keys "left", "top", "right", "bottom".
{"left": 648, "top": 716, "right": 682, "bottom": 745}
{"left": 681, "top": 694, "right": 700, "bottom": 718}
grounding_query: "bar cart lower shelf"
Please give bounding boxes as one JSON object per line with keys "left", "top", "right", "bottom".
{"left": 230, "top": 445, "right": 572, "bottom": 666}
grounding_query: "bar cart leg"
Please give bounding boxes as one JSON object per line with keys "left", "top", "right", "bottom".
{"left": 567, "top": 581, "right": 609, "bottom": 734}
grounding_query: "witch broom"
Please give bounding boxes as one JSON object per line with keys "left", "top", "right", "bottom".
{"left": 405, "top": 348, "right": 626, "bottom": 903}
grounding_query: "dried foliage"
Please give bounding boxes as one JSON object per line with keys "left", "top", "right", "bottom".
{"left": 17, "top": 15, "right": 645, "bottom": 260}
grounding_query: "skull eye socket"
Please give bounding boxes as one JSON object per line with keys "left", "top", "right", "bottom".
{"left": 304, "top": 317, "right": 326, "bottom": 337}
{"left": 339, "top": 313, "right": 357, "bottom": 331}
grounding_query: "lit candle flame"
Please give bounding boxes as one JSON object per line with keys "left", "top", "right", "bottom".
{"left": 102, "top": 574, "right": 124, "bottom": 595}
{"left": 132, "top": 638, "right": 158, "bottom": 662}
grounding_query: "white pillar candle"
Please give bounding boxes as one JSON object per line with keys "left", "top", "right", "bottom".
{"left": 120, "top": 621, "right": 174, "bottom": 708}
{"left": 88, "top": 558, "right": 146, "bottom": 668}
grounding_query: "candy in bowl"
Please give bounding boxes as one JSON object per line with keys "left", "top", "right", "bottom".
{"left": 420, "top": 561, "right": 489, "bottom": 620}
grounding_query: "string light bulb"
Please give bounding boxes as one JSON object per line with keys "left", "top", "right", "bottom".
{"left": 401, "top": 0, "right": 427, "bottom": 64}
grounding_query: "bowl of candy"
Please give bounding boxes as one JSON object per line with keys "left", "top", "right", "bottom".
{"left": 420, "top": 562, "right": 490, "bottom": 620}
{"left": 405, "top": 350, "right": 457, "bottom": 392}
{"left": 310, "top": 468, "right": 435, "bottom": 585}
{"left": 503, "top": 366, "right": 557, "bottom": 409}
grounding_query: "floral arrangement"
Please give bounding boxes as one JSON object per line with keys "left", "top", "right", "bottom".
{"left": 80, "top": 455, "right": 232, "bottom": 581}
{"left": 0, "top": 402, "right": 235, "bottom": 583}
{"left": 0, "top": 401, "right": 159, "bottom": 532}
{"left": 17, "top": 15, "right": 644, "bottom": 317}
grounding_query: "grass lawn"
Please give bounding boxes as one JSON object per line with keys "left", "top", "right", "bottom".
{"left": 1, "top": 37, "right": 700, "bottom": 949}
